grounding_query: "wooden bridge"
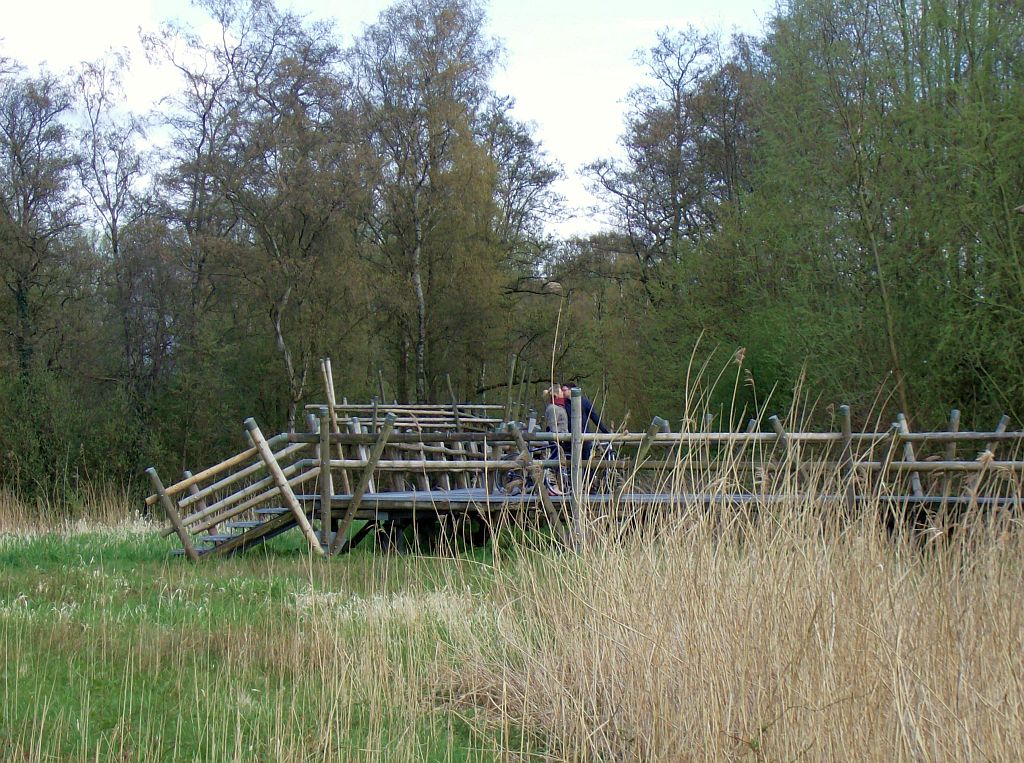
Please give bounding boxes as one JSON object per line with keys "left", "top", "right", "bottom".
{"left": 145, "top": 365, "right": 1024, "bottom": 560}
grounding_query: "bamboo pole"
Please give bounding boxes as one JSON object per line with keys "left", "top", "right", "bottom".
{"left": 245, "top": 418, "right": 323, "bottom": 557}
{"left": 329, "top": 413, "right": 397, "bottom": 555}
{"left": 147, "top": 467, "right": 199, "bottom": 563}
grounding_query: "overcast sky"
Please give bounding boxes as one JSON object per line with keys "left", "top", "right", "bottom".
{"left": 2, "top": 0, "right": 776, "bottom": 237}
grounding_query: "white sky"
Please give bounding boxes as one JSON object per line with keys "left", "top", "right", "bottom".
{"left": 1, "top": 0, "right": 775, "bottom": 237}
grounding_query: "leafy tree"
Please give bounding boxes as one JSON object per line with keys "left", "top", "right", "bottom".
{"left": 349, "top": 0, "right": 501, "bottom": 401}
{"left": 0, "top": 68, "right": 84, "bottom": 378}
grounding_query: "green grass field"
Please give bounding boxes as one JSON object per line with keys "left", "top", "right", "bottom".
{"left": 0, "top": 522, "right": 533, "bottom": 761}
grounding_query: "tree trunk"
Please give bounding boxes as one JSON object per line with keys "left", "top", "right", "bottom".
{"left": 271, "top": 284, "right": 301, "bottom": 432}
{"left": 412, "top": 213, "right": 428, "bottom": 403}
{"left": 14, "top": 278, "right": 32, "bottom": 379}
{"left": 397, "top": 329, "right": 410, "bottom": 403}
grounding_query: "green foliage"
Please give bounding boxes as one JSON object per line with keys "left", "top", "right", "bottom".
{"left": 0, "top": 528, "right": 517, "bottom": 761}
{"left": 0, "top": 0, "right": 1021, "bottom": 503}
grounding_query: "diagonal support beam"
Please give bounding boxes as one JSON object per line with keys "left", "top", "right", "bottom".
{"left": 613, "top": 416, "right": 665, "bottom": 507}
{"left": 245, "top": 418, "right": 324, "bottom": 557}
{"left": 147, "top": 467, "right": 199, "bottom": 563}
{"left": 329, "top": 413, "right": 397, "bottom": 555}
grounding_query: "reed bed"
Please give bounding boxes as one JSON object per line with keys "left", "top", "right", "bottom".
{"left": 0, "top": 448, "right": 1021, "bottom": 760}
{"left": 456, "top": 502, "right": 1024, "bottom": 760}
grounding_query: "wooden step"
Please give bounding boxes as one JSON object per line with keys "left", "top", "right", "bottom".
{"left": 171, "top": 547, "right": 209, "bottom": 556}
{"left": 197, "top": 534, "right": 237, "bottom": 543}
{"left": 254, "top": 507, "right": 288, "bottom": 516}
{"left": 225, "top": 520, "right": 265, "bottom": 529}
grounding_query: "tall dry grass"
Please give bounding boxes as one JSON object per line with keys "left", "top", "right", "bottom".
{"left": 0, "top": 482, "right": 143, "bottom": 534}
{"left": 448, "top": 426, "right": 1024, "bottom": 761}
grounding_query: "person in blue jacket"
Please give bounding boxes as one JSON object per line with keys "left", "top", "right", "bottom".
{"left": 559, "top": 383, "right": 610, "bottom": 462}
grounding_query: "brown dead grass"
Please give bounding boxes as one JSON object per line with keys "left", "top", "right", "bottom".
{"left": 448, "top": 495, "right": 1024, "bottom": 761}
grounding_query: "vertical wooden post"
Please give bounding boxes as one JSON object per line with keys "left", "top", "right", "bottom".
{"left": 330, "top": 414, "right": 397, "bottom": 554}
{"left": 318, "top": 407, "right": 334, "bottom": 548}
{"left": 245, "top": 418, "right": 324, "bottom": 557}
{"left": 896, "top": 413, "right": 924, "bottom": 498}
{"left": 769, "top": 414, "right": 792, "bottom": 489}
{"left": 877, "top": 424, "right": 901, "bottom": 492}
{"left": 941, "top": 409, "right": 960, "bottom": 507}
{"left": 377, "top": 368, "right": 387, "bottom": 403}
{"left": 965, "top": 413, "right": 1010, "bottom": 499}
{"left": 182, "top": 470, "right": 207, "bottom": 515}
{"left": 321, "top": 357, "right": 351, "bottom": 493}
{"left": 839, "top": 405, "right": 856, "bottom": 515}
{"left": 516, "top": 363, "right": 529, "bottom": 423}
{"left": 147, "top": 467, "right": 199, "bottom": 563}
{"left": 570, "top": 387, "right": 584, "bottom": 551}
{"left": 453, "top": 439, "right": 470, "bottom": 489}
{"left": 731, "top": 418, "right": 759, "bottom": 466}
{"left": 446, "top": 373, "right": 463, "bottom": 431}
{"left": 349, "top": 417, "right": 375, "bottom": 493}
{"left": 512, "top": 426, "right": 566, "bottom": 543}
{"left": 635, "top": 417, "right": 665, "bottom": 468}
{"left": 768, "top": 415, "right": 787, "bottom": 448}
{"left": 986, "top": 414, "right": 1011, "bottom": 455}
{"left": 504, "top": 353, "right": 516, "bottom": 423}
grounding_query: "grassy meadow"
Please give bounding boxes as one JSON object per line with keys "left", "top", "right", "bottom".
{"left": 0, "top": 480, "right": 1022, "bottom": 761}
